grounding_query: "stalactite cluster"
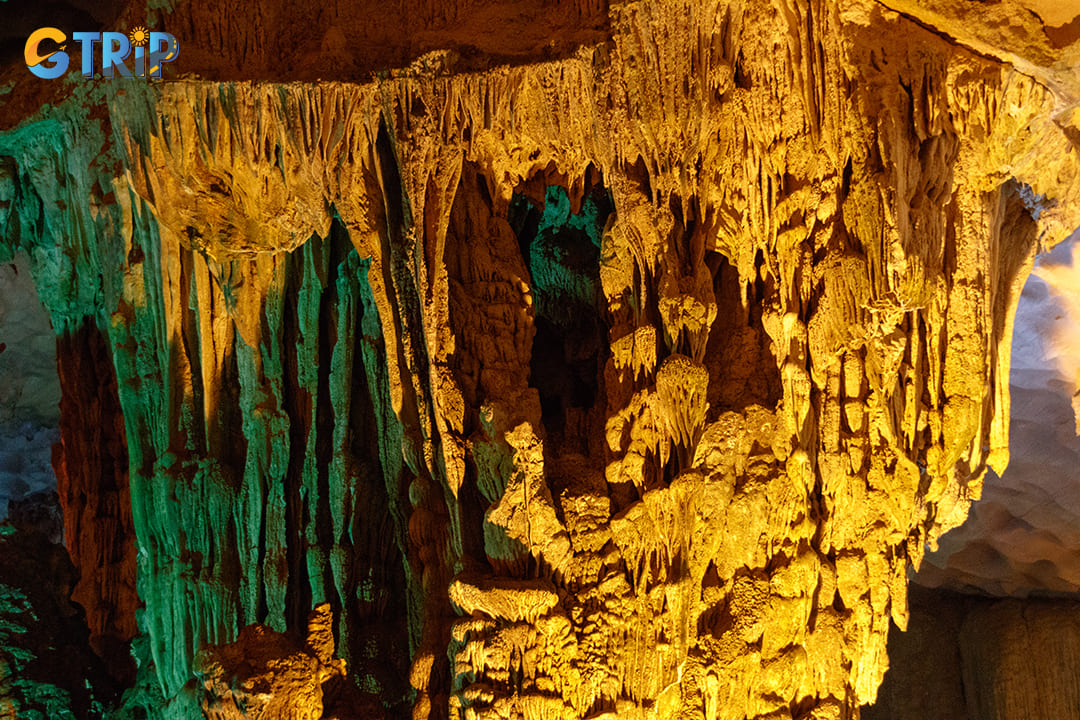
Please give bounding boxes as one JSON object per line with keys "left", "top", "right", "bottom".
{"left": 3, "top": 0, "right": 1080, "bottom": 718}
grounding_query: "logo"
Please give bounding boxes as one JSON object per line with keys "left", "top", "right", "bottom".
{"left": 25, "top": 27, "right": 179, "bottom": 80}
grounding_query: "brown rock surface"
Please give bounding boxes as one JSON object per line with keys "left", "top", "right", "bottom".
{"left": 861, "top": 586, "right": 969, "bottom": 720}
{"left": 959, "top": 599, "right": 1080, "bottom": 720}
{"left": 868, "top": 589, "right": 1080, "bottom": 720}
{"left": 53, "top": 320, "right": 138, "bottom": 683}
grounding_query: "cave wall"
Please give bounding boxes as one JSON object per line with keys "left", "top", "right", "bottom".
{"left": 0, "top": 251, "right": 60, "bottom": 519}
{"left": 52, "top": 320, "right": 138, "bottom": 683}
{"left": 0, "top": 518, "right": 116, "bottom": 719}
{"left": 3, "top": 0, "right": 1080, "bottom": 718}
{"left": 865, "top": 587, "right": 1080, "bottom": 720}
{"left": 917, "top": 228, "right": 1080, "bottom": 597}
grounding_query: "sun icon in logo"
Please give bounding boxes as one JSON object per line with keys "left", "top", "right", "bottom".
{"left": 129, "top": 26, "right": 150, "bottom": 47}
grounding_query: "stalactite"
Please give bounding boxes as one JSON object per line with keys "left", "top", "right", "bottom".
{"left": 3, "top": 0, "right": 1080, "bottom": 718}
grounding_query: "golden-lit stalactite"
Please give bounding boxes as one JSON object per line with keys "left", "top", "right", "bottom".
{"left": 3, "top": 0, "right": 1080, "bottom": 718}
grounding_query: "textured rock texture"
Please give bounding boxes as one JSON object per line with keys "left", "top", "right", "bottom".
{"left": 917, "top": 229, "right": 1080, "bottom": 596}
{"left": 867, "top": 587, "right": 1080, "bottom": 720}
{"left": 53, "top": 320, "right": 138, "bottom": 683}
{"left": 194, "top": 603, "right": 356, "bottom": 720}
{"left": 861, "top": 586, "right": 968, "bottom": 720}
{"left": 3, "top": 0, "right": 1080, "bottom": 718}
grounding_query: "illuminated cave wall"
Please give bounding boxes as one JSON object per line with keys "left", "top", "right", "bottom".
{"left": 863, "top": 228, "right": 1080, "bottom": 720}
{"left": 3, "top": 0, "right": 1080, "bottom": 718}
{"left": 918, "top": 229, "right": 1080, "bottom": 598}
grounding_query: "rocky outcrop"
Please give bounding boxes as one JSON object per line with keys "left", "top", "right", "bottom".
{"left": 917, "top": 230, "right": 1080, "bottom": 597}
{"left": 194, "top": 603, "right": 359, "bottom": 720}
{"left": 3, "top": 0, "right": 1080, "bottom": 718}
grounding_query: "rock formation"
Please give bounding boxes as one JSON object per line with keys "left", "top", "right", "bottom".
{"left": 872, "top": 209, "right": 1080, "bottom": 720}
{"left": 866, "top": 586, "right": 1080, "bottom": 720}
{"left": 916, "top": 229, "right": 1080, "bottom": 597}
{"left": 3, "top": 0, "right": 1080, "bottom": 718}
{"left": 53, "top": 320, "right": 138, "bottom": 683}
{"left": 194, "top": 603, "right": 356, "bottom": 720}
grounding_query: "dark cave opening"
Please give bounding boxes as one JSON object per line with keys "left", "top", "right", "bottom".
{"left": 703, "top": 249, "right": 782, "bottom": 417}
{"left": 335, "top": 233, "right": 413, "bottom": 711}
{"left": 510, "top": 177, "right": 614, "bottom": 455}
{"left": 0, "top": 252, "right": 62, "bottom": 524}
